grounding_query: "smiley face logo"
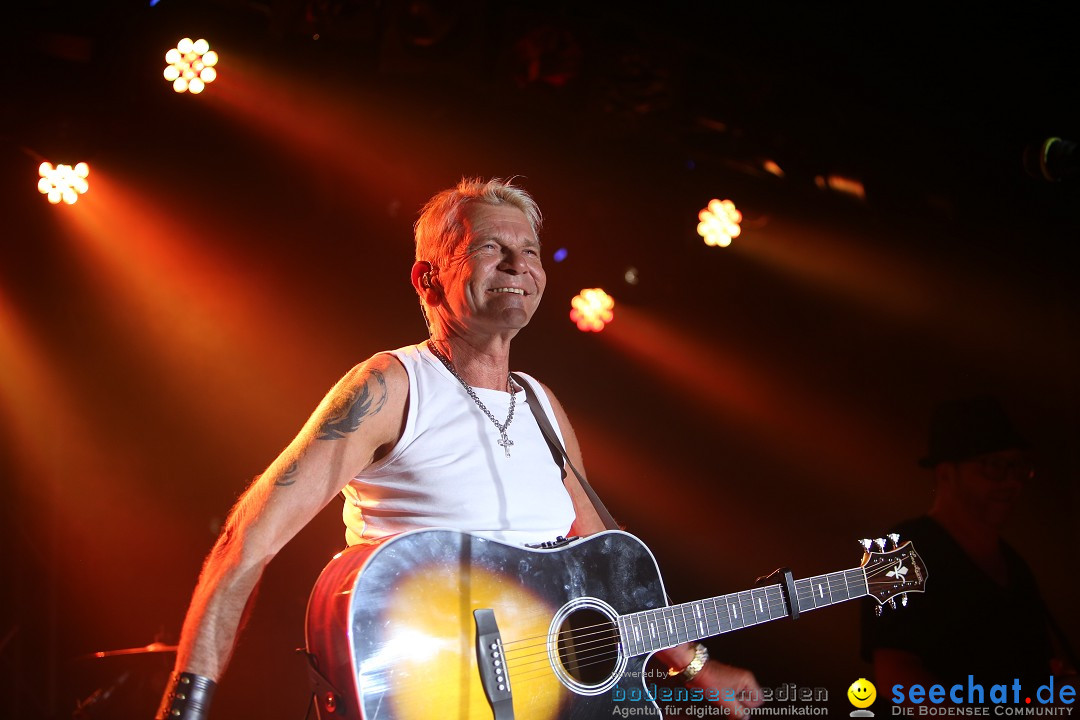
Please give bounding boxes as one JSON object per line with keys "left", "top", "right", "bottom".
{"left": 847, "top": 678, "right": 877, "bottom": 709}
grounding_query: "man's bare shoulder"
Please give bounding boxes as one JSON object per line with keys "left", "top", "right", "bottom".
{"left": 531, "top": 378, "right": 569, "bottom": 418}
{"left": 310, "top": 352, "right": 409, "bottom": 444}
{"left": 342, "top": 352, "right": 408, "bottom": 392}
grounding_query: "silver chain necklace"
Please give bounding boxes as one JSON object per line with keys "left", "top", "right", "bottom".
{"left": 427, "top": 340, "right": 519, "bottom": 457}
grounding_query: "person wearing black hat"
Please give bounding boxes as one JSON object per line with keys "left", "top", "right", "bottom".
{"left": 861, "top": 396, "right": 1070, "bottom": 703}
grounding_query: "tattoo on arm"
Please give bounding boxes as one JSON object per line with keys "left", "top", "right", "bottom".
{"left": 317, "top": 369, "right": 388, "bottom": 441}
{"left": 274, "top": 460, "right": 299, "bottom": 487}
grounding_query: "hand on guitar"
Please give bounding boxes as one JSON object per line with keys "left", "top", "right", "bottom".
{"left": 657, "top": 643, "right": 764, "bottom": 713}
{"left": 694, "top": 660, "right": 765, "bottom": 713}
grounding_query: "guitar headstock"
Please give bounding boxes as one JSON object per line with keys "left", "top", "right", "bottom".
{"left": 860, "top": 536, "right": 928, "bottom": 607}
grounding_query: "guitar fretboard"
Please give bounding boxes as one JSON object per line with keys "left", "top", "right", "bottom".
{"left": 618, "top": 567, "right": 868, "bottom": 657}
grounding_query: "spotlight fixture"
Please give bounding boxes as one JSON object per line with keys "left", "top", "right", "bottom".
{"left": 164, "top": 38, "right": 219, "bottom": 94}
{"left": 570, "top": 288, "right": 614, "bottom": 332}
{"left": 37, "top": 162, "right": 89, "bottom": 204}
{"left": 697, "top": 198, "right": 742, "bottom": 247}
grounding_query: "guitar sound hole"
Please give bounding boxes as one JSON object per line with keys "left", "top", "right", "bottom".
{"left": 555, "top": 608, "right": 620, "bottom": 685}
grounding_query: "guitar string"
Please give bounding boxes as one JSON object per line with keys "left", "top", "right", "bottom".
{"left": 503, "top": 596, "right": 795, "bottom": 676}
{"left": 507, "top": 562, "right": 908, "bottom": 667}
{"left": 508, "top": 596, "right": 796, "bottom": 684}
{"left": 501, "top": 597, "right": 786, "bottom": 664}
{"left": 506, "top": 627, "right": 622, "bottom": 667}
{"left": 507, "top": 647, "right": 622, "bottom": 685}
{"left": 504, "top": 574, "right": 857, "bottom": 663}
{"left": 501, "top": 562, "right": 916, "bottom": 687}
{"left": 504, "top": 563, "right": 913, "bottom": 673}
{"left": 507, "top": 635, "right": 621, "bottom": 675}
{"left": 500, "top": 583, "right": 794, "bottom": 652}
{"left": 507, "top": 592, "right": 896, "bottom": 688}
{"left": 502, "top": 572, "right": 857, "bottom": 657}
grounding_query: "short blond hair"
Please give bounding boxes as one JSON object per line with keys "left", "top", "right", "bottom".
{"left": 414, "top": 177, "right": 542, "bottom": 270}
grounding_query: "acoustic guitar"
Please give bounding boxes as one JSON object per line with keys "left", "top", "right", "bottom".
{"left": 305, "top": 528, "right": 926, "bottom": 719}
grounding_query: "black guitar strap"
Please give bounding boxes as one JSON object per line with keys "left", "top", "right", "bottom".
{"left": 512, "top": 373, "right": 620, "bottom": 531}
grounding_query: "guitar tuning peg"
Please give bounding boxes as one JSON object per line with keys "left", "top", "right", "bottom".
{"left": 888, "top": 533, "right": 900, "bottom": 548}
{"left": 874, "top": 605, "right": 883, "bottom": 617}
{"left": 889, "top": 598, "right": 897, "bottom": 610}
{"left": 859, "top": 539, "right": 873, "bottom": 551}
{"left": 901, "top": 593, "right": 908, "bottom": 607}
{"left": 874, "top": 538, "right": 887, "bottom": 552}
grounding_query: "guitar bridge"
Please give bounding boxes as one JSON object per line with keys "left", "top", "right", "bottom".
{"left": 474, "top": 608, "right": 514, "bottom": 719}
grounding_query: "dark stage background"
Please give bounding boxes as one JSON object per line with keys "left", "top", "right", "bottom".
{"left": 3, "top": 2, "right": 1078, "bottom": 717}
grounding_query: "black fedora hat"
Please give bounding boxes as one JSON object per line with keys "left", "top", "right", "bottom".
{"left": 918, "top": 395, "right": 1028, "bottom": 468}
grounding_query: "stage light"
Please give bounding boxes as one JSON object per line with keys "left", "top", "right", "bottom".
{"left": 570, "top": 288, "right": 615, "bottom": 332}
{"left": 164, "top": 38, "right": 219, "bottom": 94}
{"left": 762, "top": 159, "right": 785, "bottom": 178}
{"left": 815, "top": 174, "right": 866, "bottom": 201}
{"left": 553, "top": 248, "right": 568, "bottom": 262}
{"left": 697, "top": 198, "right": 742, "bottom": 247}
{"left": 37, "top": 161, "right": 90, "bottom": 204}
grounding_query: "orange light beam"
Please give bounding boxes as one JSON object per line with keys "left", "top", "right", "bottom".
{"left": 0, "top": 285, "right": 179, "bottom": 542}
{"left": 0, "top": 287, "right": 77, "bottom": 483}
{"left": 734, "top": 217, "right": 1076, "bottom": 389}
{"left": 51, "top": 167, "right": 340, "bottom": 439}
{"left": 601, "top": 304, "right": 901, "bottom": 491}
{"left": 571, "top": 417, "right": 790, "bottom": 580}
{"left": 200, "top": 54, "right": 429, "bottom": 200}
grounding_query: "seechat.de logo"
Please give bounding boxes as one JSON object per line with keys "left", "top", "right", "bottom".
{"left": 849, "top": 678, "right": 878, "bottom": 717}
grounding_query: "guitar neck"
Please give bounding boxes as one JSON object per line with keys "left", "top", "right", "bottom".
{"left": 618, "top": 567, "right": 868, "bottom": 657}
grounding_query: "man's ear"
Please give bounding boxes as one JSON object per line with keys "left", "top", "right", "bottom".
{"left": 411, "top": 261, "right": 440, "bottom": 299}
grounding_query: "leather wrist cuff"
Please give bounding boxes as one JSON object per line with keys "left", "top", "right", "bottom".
{"left": 156, "top": 671, "right": 216, "bottom": 720}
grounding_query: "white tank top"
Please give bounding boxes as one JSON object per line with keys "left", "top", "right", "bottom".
{"left": 341, "top": 343, "right": 576, "bottom": 546}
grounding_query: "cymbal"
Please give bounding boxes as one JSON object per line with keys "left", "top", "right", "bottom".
{"left": 82, "top": 642, "right": 178, "bottom": 659}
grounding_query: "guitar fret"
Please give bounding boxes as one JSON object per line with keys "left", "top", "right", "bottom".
{"left": 712, "top": 597, "right": 728, "bottom": 634}
{"left": 827, "top": 572, "right": 849, "bottom": 604}
{"left": 680, "top": 603, "right": 695, "bottom": 642}
{"left": 630, "top": 615, "right": 645, "bottom": 655}
{"left": 616, "top": 565, "right": 878, "bottom": 656}
{"left": 619, "top": 616, "right": 634, "bottom": 655}
{"left": 666, "top": 607, "right": 679, "bottom": 646}
{"left": 750, "top": 587, "right": 770, "bottom": 622}
{"left": 739, "top": 591, "right": 757, "bottom": 626}
{"left": 643, "top": 611, "right": 658, "bottom": 652}
{"left": 727, "top": 593, "right": 743, "bottom": 628}
{"left": 796, "top": 578, "right": 817, "bottom": 613}
{"left": 676, "top": 605, "right": 688, "bottom": 642}
{"left": 821, "top": 575, "right": 835, "bottom": 606}
{"left": 663, "top": 609, "right": 673, "bottom": 644}
{"left": 848, "top": 568, "right": 869, "bottom": 597}
{"left": 712, "top": 596, "right": 731, "bottom": 635}
{"left": 766, "top": 586, "right": 786, "bottom": 620}
{"left": 700, "top": 598, "right": 717, "bottom": 636}
{"left": 692, "top": 602, "right": 706, "bottom": 637}
{"left": 661, "top": 607, "right": 677, "bottom": 646}
{"left": 808, "top": 575, "right": 832, "bottom": 608}
{"left": 672, "top": 605, "right": 686, "bottom": 644}
{"left": 647, "top": 610, "right": 659, "bottom": 649}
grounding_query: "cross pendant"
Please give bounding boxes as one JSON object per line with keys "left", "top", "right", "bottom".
{"left": 498, "top": 432, "right": 514, "bottom": 458}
